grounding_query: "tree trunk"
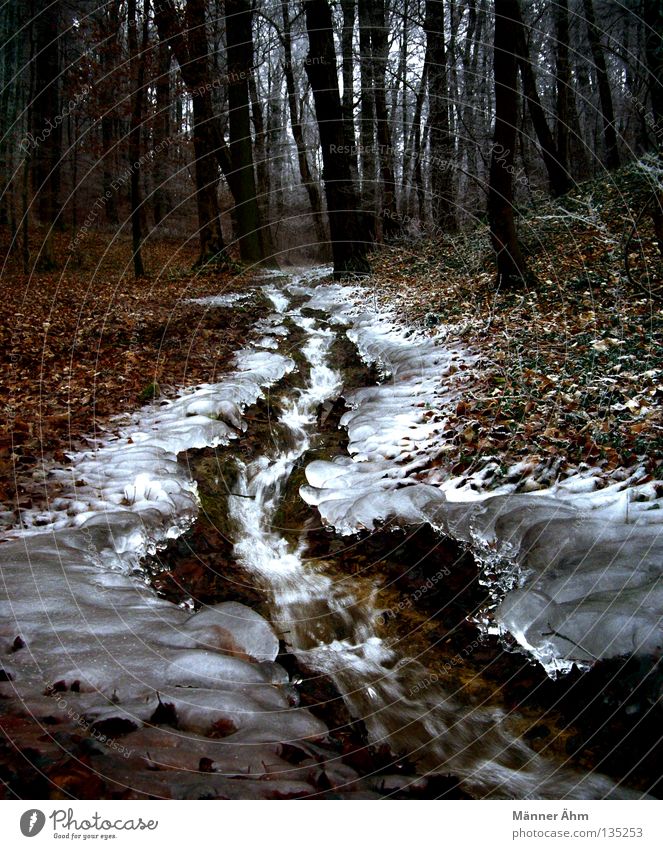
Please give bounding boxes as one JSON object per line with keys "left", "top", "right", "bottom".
{"left": 424, "top": 0, "right": 456, "bottom": 232}
{"left": 643, "top": 0, "right": 663, "bottom": 137}
{"left": 31, "top": 0, "right": 62, "bottom": 269}
{"left": 404, "top": 62, "right": 428, "bottom": 219}
{"left": 340, "top": 0, "right": 359, "bottom": 181}
{"left": 248, "top": 69, "right": 279, "bottom": 264}
{"left": 488, "top": 0, "right": 528, "bottom": 286}
{"left": 0, "top": 0, "right": 25, "bottom": 238}
{"left": 304, "top": 0, "right": 370, "bottom": 278}
{"left": 458, "top": 0, "right": 485, "bottom": 216}
{"left": 369, "top": 0, "right": 399, "bottom": 235}
{"left": 225, "top": 0, "right": 264, "bottom": 264}
{"left": 99, "top": 1, "right": 120, "bottom": 225}
{"left": 512, "top": 0, "right": 570, "bottom": 196}
{"left": 582, "top": 0, "right": 620, "bottom": 169}
{"left": 281, "top": 0, "right": 327, "bottom": 250}
{"left": 154, "top": 0, "right": 227, "bottom": 266}
{"left": 153, "top": 38, "right": 173, "bottom": 227}
{"left": 554, "top": 0, "right": 571, "bottom": 182}
{"left": 358, "top": 0, "right": 376, "bottom": 238}
{"left": 127, "top": 0, "right": 147, "bottom": 278}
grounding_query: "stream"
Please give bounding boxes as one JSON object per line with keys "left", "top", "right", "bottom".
{"left": 221, "top": 278, "right": 652, "bottom": 798}
{"left": 0, "top": 269, "right": 659, "bottom": 800}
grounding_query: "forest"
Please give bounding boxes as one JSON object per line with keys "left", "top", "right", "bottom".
{"left": 0, "top": 0, "right": 661, "bottom": 277}
{"left": 0, "top": 0, "right": 662, "bottom": 807}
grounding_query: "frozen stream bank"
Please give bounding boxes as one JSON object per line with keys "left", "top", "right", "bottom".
{"left": 0, "top": 269, "right": 660, "bottom": 798}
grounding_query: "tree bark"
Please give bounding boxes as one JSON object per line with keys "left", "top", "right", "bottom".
{"left": 340, "top": 0, "right": 359, "bottom": 181}
{"left": 369, "top": 0, "right": 399, "bottom": 235}
{"left": 281, "top": 1, "right": 327, "bottom": 250}
{"left": 488, "top": 0, "right": 528, "bottom": 286}
{"left": 554, "top": 0, "right": 571, "bottom": 182}
{"left": 152, "top": 38, "right": 173, "bottom": 227}
{"left": 358, "top": 0, "right": 376, "bottom": 238}
{"left": 512, "top": 0, "right": 570, "bottom": 196}
{"left": 248, "top": 69, "right": 279, "bottom": 264}
{"left": 424, "top": 0, "right": 456, "bottom": 231}
{"left": 98, "top": 1, "right": 121, "bottom": 225}
{"left": 404, "top": 61, "right": 428, "bottom": 220}
{"left": 30, "top": 0, "right": 63, "bottom": 269}
{"left": 642, "top": 0, "right": 663, "bottom": 139}
{"left": 225, "top": 0, "right": 264, "bottom": 264}
{"left": 127, "top": 0, "right": 147, "bottom": 278}
{"left": 582, "top": 0, "right": 620, "bottom": 169}
{"left": 304, "top": 0, "right": 370, "bottom": 278}
{"left": 154, "top": 0, "right": 227, "bottom": 265}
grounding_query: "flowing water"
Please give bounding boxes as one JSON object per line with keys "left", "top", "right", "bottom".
{"left": 2, "top": 272, "right": 655, "bottom": 799}
{"left": 226, "top": 287, "right": 635, "bottom": 799}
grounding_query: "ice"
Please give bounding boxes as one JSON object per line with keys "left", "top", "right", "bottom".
{"left": 8, "top": 349, "right": 294, "bottom": 546}
{"left": 174, "top": 601, "right": 281, "bottom": 662}
{"left": 164, "top": 651, "right": 277, "bottom": 688}
{"left": 0, "top": 525, "right": 328, "bottom": 782}
{"left": 3, "top": 268, "right": 660, "bottom": 798}
{"left": 189, "top": 291, "right": 253, "bottom": 307}
{"left": 295, "top": 281, "right": 663, "bottom": 675}
{"left": 0, "top": 309, "right": 331, "bottom": 790}
{"left": 263, "top": 287, "right": 290, "bottom": 312}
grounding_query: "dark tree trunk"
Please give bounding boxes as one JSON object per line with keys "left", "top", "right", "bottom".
{"left": 248, "top": 70, "right": 278, "bottom": 265}
{"left": 154, "top": 0, "right": 227, "bottom": 266}
{"left": 643, "top": 0, "right": 663, "bottom": 138}
{"left": 281, "top": 0, "right": 327, "bottom": 250}
{"left": 0, "top": 0, "right": 19, "bottom": 229}
{"left": 512, "top": 0, "right": 571, "bottom": 196}
{"left": 152, "top": 39, "right": 173, "bottom": 227}
{"left": 100, "top": 1, "right": 120, "bottom": 225}
{"left": 424, "top": 0, "right": 456, "bottom": 232}
{"left": 358, "top": 0, "right": 376, "bottom": 238}
{"left": 582, "top": 0, "right": 620, "bottom": 169}
{"left": 554, "top": 0, "right": 571, "bottom": 181}
{"left": 404, "top": 61, "right": 428, "bottom": 220}
{"left": 458, "top": 0, "right": 485, "bottom": 216}
{"left": 127, "top": 0, "right": 147, "bottom": 278}
{"left": 369, "top": 0, "right": 399, "bottom": 235}
{"left": 488, "top": 0, "right": 528, "bottom": 286}
{"left": 340, "top": 0, "right": 359, "bottom": 181}
{"left": 31, "top": 0, "right": 63, "bottom": 268}
{"left": 185, "top": 0, "right": 227, "bottom": 264}
{"left": 225, "top": 0, "right": 264, "bottom": 264}
{"left": 304, "top": 0, "right": 370, "bottom": 278}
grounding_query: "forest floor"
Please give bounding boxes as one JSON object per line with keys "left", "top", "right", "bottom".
{"left": 1, "top": 161, "right": 662, "bottom": 516}
{"left": 0, "top": 235, "right": 266, "bottom": 512}
{"left": 360, "top": 159, "right": 663, "bottom": 485}
{"left": 0, "top": 164, "right": 662, "bottom": 798}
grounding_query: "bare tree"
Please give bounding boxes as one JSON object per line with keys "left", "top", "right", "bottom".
{"left": 425, "top": 0, "right": 456, "bottom": 231}
{"left": 304, "top": 0, "right": 370, "bottom": 277}
{"left": 226, "top": 0, "right": 264, "bottom": 263}
{"left": 582, "top": 0, "right": 620, "bottom": 169}
{"left": 154, "top": 0, "right": 227, "bottom": 265}
{"left": 488, "top": 0, "right": 529, "bottom": 285}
